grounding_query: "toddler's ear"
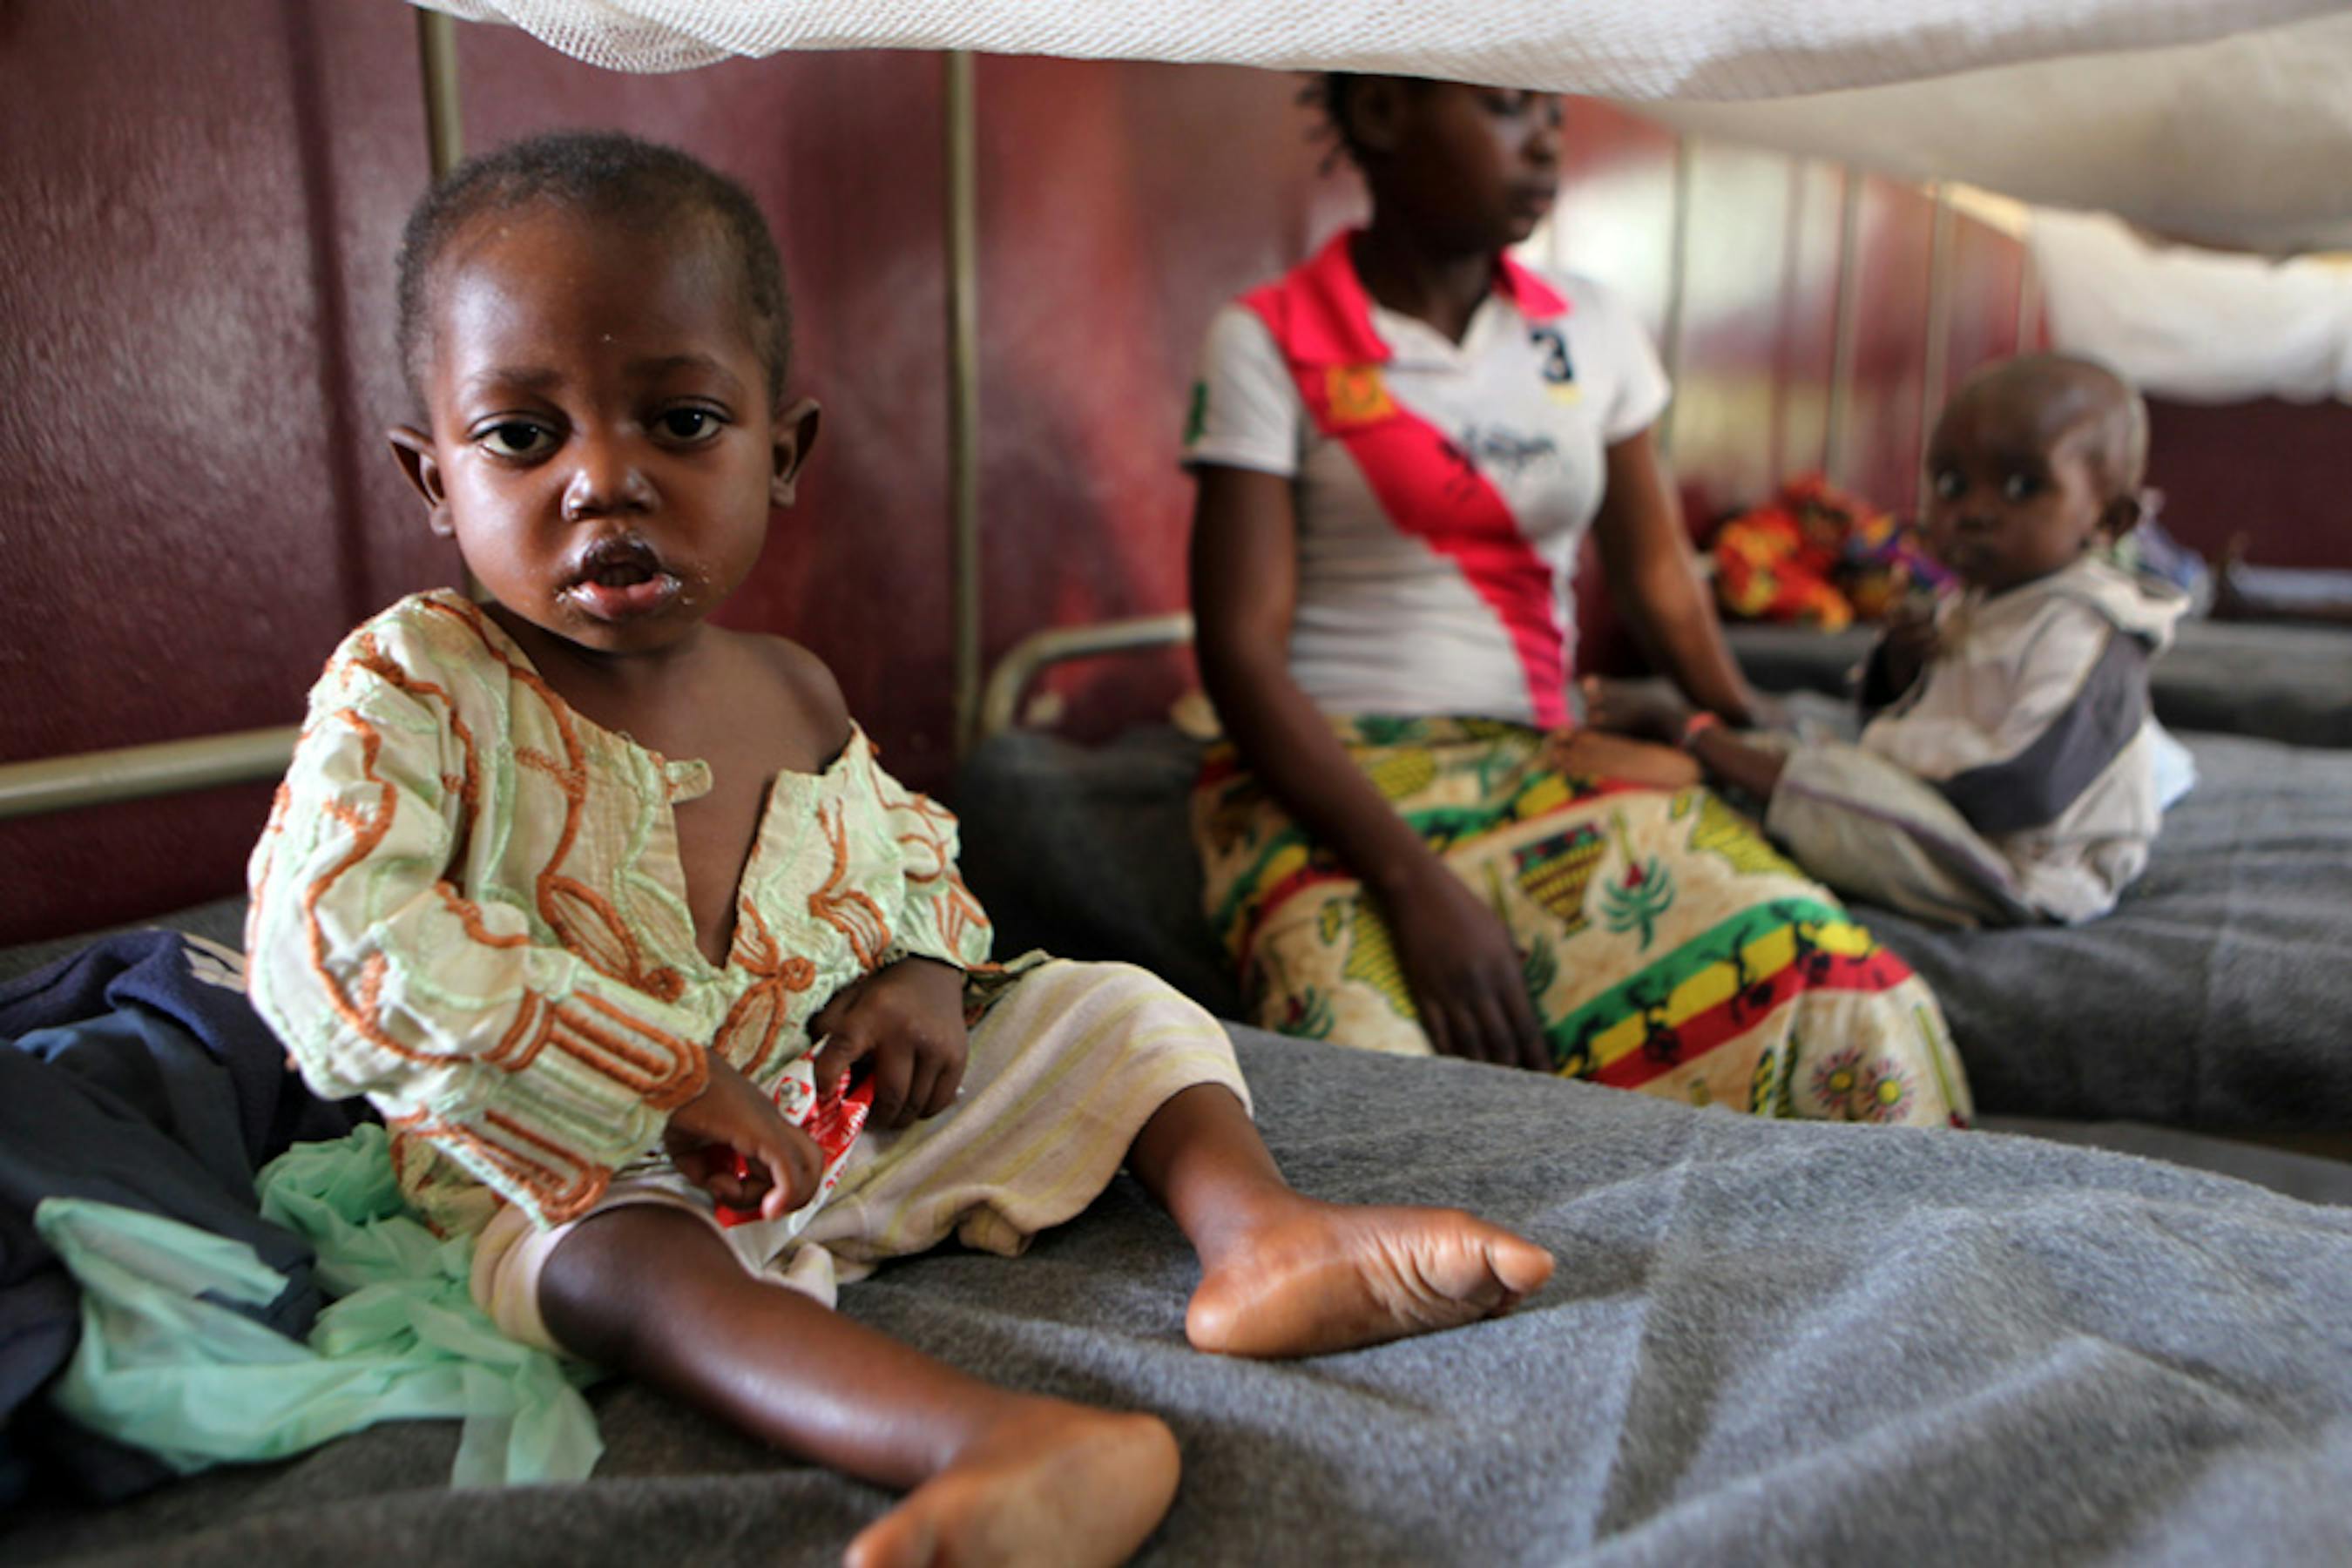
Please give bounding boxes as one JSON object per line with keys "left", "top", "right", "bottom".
{"left": 770, "top": 397, "right": 822, "bottom": 508}
{"left": 387, "top": 426, "right": 456, "bottom": 537}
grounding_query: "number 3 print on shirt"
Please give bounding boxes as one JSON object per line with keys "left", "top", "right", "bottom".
{"left": 1530, "top": 325, "right": 1580, "bottom": 406}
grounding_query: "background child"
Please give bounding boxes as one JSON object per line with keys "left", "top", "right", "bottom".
{"left": 245, "top": 132, "right": 1551, "bottom": 1568}
{"left": 1593, "top": 354, "right": 2188, "bottom": 928}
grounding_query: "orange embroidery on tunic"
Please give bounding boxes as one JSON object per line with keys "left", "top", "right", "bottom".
{"left": 543, "top": 877, "right": 686, "bottom": 1003}
{"left": 716, "top": 898, "right": 819, "bottom": 1078}
{"left": 484, "top": 993, "right": 546, "bottom": 1071}
{"left": 414, "top": 596, "right": 686, "bottom": 1007}
{"left": 434, "top": 883, "right": 531, "bottom": 949}
{"left": 297, "top": 650, "right": 700, "bottom": 1107}
{"left": 384, "top": 1119, "right": 444, "bottom": 1218}
{"left": 472, "top": 990, "right": 709, "bottom": 1106}
{"left": 932, "top": 872, "right": 993, "bottom": 957}
{"left": 350, "top": 630, "right": 484, "bottom": 862}
{"left": 808, "top": 800, "right": 892, "bottom": 970}
{"left": 868, "top": 766, "right": 991, "bottom": 959}
{"left": 875, "top": 769, "right": 958, "bottom": 884}
{"left": 402, "top": 1106, "right": 609, "bottom": 1225}
{"left": 556, "top": 995, "right": 707, "bottom": 1104}
{"left": 300, "top": 712, "right": 429, "bottom": 1062}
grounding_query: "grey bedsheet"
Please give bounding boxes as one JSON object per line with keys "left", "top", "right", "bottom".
{"left": 955, "top": 726, "right": 2352, "bottom": 1131}
{"left": 11, "top": 1034, "right": 2352, "bottom": 1566}
{"left": 1726, "top": 619, "right": 2352, "bottom": 747}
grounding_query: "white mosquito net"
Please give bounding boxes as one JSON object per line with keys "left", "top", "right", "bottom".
{"left": 418, "top": 0, "right": 2352, "bottom": 253}
{"left": 1648, "top": 13, "right": 2352, "bottom": 256}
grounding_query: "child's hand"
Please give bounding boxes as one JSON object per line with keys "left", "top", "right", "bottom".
{"left": 809, "top": 957, "right": 969, "bottom": 1131}
{"left": 1579, "top": 677, "right": 1692, "bottom": 746}
{"left": 1878, "top": 598, "right": 1941, "bottom": 692}
{"left": 664, "top": 1054, "right": 825, "bottom": 1222}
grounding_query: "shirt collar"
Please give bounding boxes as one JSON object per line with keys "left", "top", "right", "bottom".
{"left": 1278, "top": 229, "right": 1571, "bottom": 368}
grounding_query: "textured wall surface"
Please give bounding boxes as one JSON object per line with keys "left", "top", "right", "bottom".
{"left": 0, "top": 0, "right": 429, "bottom": 944}
{"left": 2144, "top": 399, "right": 2352, "bottom": 572}
{"left": 972, "top": 58, "right": 1356, "bottom": 736}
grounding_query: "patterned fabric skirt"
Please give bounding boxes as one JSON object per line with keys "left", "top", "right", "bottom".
{"left": 1192, "top": 718, "right": 1971, "bottom": 1127}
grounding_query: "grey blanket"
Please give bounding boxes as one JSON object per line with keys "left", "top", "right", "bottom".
{"left": 956, "top": 725, "right": 2352, "bottom": 1131}
{"left": 10, "top": 1032, "right": 2352, "bottom": 1566}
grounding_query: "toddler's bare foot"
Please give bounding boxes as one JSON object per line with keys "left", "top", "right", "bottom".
{"left": 1185, "top": 1199, "right": 1555, "bottom": 1358}
{"left": 844, "top": 1401, "right": 1179, "bottom": 1568}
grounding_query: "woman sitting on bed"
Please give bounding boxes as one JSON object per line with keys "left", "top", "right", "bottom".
{"left": 1185, "top": 76, "right": 1970, "bottom": 1125}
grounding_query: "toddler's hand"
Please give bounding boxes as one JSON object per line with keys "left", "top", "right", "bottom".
{"left": 809, "top": 956, "right": 970, "bottom": 1131}
{"left": 664, "top": 1053, "right": 824, "bottom": 1222}
{"left": 1878, "top": 598, "right": 1942, "bottom": 691}
{"left": 1578, "top": 676, "right": 1691, "bottom": 746}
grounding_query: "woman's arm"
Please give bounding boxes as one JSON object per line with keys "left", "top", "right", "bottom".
{"left": 1592, "top": 428, "right": 1766, "bottom": 726}
{"left": 1191, "top": 463, "right": 1546, "bottom": 1071}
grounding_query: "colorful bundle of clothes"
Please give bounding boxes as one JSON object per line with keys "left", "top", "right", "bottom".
{"left": 1711, "top": 475, "right": 1949, "bottom": 631}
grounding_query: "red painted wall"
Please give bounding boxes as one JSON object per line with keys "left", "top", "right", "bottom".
{"left": 972, "top": 59, "right": 1359, "bottom": 737}
{"left": 0, "top": 0, "right": 429, "bottom": 945}
{"left": 2143, "top": 400, "right": 2352, "bottom": 571}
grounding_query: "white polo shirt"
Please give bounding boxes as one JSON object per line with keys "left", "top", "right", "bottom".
{"left": 1186, "top": 232, "right": 1670, "bottom": 726}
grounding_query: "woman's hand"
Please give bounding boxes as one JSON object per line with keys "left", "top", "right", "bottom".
{"left": 1382, "top": 867, "right": 1552, "bottom": 1073}
{"left": 808, "top": 957, "right": 970, "bottom": 1131}
{"left": 663, "top": 1054, "right": 825, "bottom": 1223}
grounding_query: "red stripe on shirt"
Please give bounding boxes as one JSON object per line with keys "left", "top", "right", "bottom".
{"left": 1242, "top": 233, "right": 1572, "bottom": 727}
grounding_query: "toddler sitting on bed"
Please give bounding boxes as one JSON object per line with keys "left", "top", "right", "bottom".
{"left": 243, "top": 131, "right": 1551, "bottom": 1568}
{"left": 1593, "top": 355, "right": 2186, "bottom": 928}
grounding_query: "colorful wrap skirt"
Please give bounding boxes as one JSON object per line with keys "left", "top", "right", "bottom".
{"left": 1192, "top": 718, "right": 1972, "bottom": 1127}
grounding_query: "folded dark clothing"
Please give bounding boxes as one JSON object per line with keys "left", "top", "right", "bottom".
{"left": 0, "top": 931, "right": 372, "bottom": 1506}
{"left": 0, "top": 927, "right": 367, "bottom": 1162}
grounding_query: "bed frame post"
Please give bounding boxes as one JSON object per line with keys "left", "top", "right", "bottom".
{"left": 1655, "top": 133, "right": 1695, "bottom": 462}
{"left": 2015, "top": 243, "right": 2044, "bottom": 352}
{"left": 945, "top": 49, "right": 983, "bottom": 757}
{"left": 417, "top": 9, "right": 463, "bottom": 179}
{"left": 1916, "top": 182, "right": 1957, "bottom": 518}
